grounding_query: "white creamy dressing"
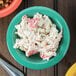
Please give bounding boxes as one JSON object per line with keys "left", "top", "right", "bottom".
{"left": 14, "top": 13, "right": 63, "bottom": 61}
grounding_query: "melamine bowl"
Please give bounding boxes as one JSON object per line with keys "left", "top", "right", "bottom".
{"left": 6, "top": 6, "right": 70, "bottom": 69}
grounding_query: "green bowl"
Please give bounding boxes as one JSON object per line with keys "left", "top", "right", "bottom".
{"left": 6, "top": 6, "right": 70, "bottom": 70}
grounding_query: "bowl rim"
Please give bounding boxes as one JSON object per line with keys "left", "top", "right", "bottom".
{"left": 6, "top": 6, "right": 70, "bottom": 70}
{"left": 0, "top": 0, "right": 22, "bottom": 18}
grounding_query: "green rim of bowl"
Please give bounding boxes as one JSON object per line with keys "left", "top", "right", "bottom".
{"left": 6, "top": 6, "right": 70, "bottom": 70}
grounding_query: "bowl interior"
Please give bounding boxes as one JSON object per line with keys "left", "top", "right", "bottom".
{"left": 7, "top": 6, "right": 70, "bottom": 69}
{"left": 12, "top": 13, "right": 61, "bottom": 63}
